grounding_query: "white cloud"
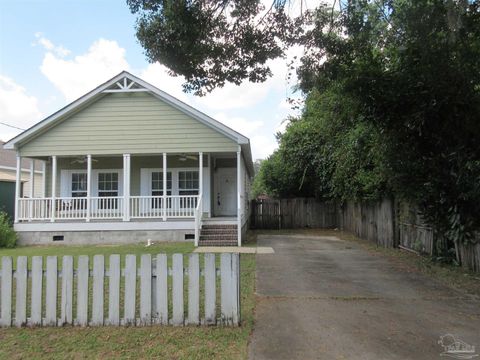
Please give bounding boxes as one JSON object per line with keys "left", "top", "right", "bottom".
{"left": 213, "top": 113, "right": 263, "bottom": 138}
{"left": 33, "top": 35, "right": 302, "bottom": 159}
{"left": 0, "top": 75, "right": 42, "bottom": 141}
{"left": 251, "top": 134, "right": 278, "bottom": 160}
{"left": 40, "top": 38, "right": 130, "bottom": 101}
{"left": 139, "top": 63, "right": 188, "bottom": 102}
{"left": 34, "top": 32, "right": 70, "bottom": 57}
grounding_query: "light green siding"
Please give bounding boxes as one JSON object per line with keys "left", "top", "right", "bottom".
{"left": 19, "top": 92, "right": 237, "bottom": 157}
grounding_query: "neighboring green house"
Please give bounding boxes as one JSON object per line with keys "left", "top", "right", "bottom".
{"left": 0, "top": 141, "right": 43, "bottom": 220}
{"left": 3, "top": 71, "right": 253, "bottom": 246}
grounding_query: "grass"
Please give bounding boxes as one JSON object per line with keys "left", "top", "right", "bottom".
{"left": 0, "top": 241, "right": 256, "bottom": 360}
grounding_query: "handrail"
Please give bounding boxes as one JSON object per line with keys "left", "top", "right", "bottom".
{"left": 194, "top": 194, "right": 203, "bottom": 247}
{"left": 18, "top": 195, "right": 199, "bottom": 221}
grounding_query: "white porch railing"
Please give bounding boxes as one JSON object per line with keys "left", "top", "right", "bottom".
{"left": 130, "top": 195, "right": 198, "bottom": 219}
{"left": 17, "top": 195, "right": 199, "bottom": 222}
{"left": 194, "top": 195, "right": 203, "bottom": 246}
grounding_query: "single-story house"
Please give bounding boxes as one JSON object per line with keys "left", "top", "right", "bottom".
{"left": 0, "top": 141, "right": 43, "bottom": 220}
{"left": 3, "top": 71, "right": 253, "bottom": 246}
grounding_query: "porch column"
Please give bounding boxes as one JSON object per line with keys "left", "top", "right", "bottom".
{"left": 237, "top": 148, "right": 241, "bottom": 246}
{"left": 42, "top": 160, "right": 47, "bottom": 198}
{"left": 208, "top": 153, "right": 212, "bottom": 218}
{"left": 162, "top": 152, "right": 167, "bottom": 221}
{"left": 14, "top": 154, "right": 21, "bottom": 223}
{"left": 27, "top": 159, "right": 35, "bottom": 221}
{"left": 86, "top": 155, "right": 92, "bottom": 222}
{"left": 29, "top": 160, "right": 35, "bottom": 198}
{"left": 51, "top": 155, "right": 57, "bottom": 222}
{"left": 123, "top": 154, "right": 131, "bottom": 221}
{"left": 199, "top": 152, "right": 203, "bottom": 201}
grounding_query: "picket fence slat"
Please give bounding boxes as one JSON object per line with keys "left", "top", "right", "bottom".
{"left": 156, "top": 254, "right": 168, "bottom": 325}
{"left": 15, "top": 257, "right": 28, "bottom": 327}
{"left": 188, "top": 254, "right": 199, "bottom": 325}
{"left": 140, "top": 254, "right": 152, "bottom": 325}
{"left": 31, "top": 256, "right": 43, "bottom": 326}
{"left": 77, "top": 256, "right": 89, "bottom": 326}
{"left": 0, "top": 253, "right": 240, "bottom": 328}
{"left": 45, "top": 256, "right": 57, "bottom": 326}
{"left": 1, "top": 257, "right": 12, "bottom": 327}
{"left": 108, "top": 254, "right": 120, "bottom": 326}
{"left": 172, "top": 254, "right": 184, "bottom": 326}
{"left": 61, "top": 256, "right": 73, "bottom": 325}
{"left": 204, "top": 253, "right": 216, "bottom": 325}
{"left": 92, "top": 255, "right": 104, "bottom": 326}
{"left": 124, "top": 255, "right": 136, "bottom": 325}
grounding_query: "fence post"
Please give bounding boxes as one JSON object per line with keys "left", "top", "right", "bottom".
{"left": 221, "top": 253, "right": 240, "bottom": 326}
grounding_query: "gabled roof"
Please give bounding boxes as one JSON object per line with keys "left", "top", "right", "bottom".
{"left": 4, "top": 71, "right": 253, "bottom": 175}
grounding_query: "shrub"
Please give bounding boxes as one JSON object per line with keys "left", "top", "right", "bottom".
{"left": 0, "top": 212, "right": 17, "bottom": 248}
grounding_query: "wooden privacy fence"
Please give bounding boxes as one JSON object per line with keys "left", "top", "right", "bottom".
{"left": 251, "top": 198, "right": 337, "bottom": 229}
{"left": 0, "top": 253, "right": 240, "bottom": 328}
{"left": 339, "top": 199, "right": 395, "bottom": 248}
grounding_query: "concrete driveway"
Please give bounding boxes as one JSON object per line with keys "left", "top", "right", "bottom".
{"left": 248, "top": 234, "right": 480, "bottom": 360}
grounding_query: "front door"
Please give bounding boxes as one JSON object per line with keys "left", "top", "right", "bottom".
{"left": 213, "top": 168, "right": 237, "bottom": 216}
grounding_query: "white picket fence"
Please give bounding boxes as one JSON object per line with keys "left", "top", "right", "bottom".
{"left": 0, "top": 253, "right": 240, "bottom": 327}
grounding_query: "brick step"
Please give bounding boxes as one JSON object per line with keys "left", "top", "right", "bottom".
{"left": 198, "top": 240, "right": 238, "bottom": 246}
{"left": 200, "top": 234, "right": 238, "bottom": 241}
{"left": 201, "top": 224, "right": 237, "bottom": 230}
{"left": 200, "top": 229, "right": 237, "bottom": 235}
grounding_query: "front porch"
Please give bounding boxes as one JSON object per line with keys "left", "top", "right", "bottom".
{"left": 13, "top": 151, "right": 247, "bottom": 246}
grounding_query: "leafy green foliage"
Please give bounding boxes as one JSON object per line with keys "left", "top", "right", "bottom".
{"left": 128, "top": 0, "right": 480, "bottom": 255}
{"left": 258, "top": 86, "right": 389, "bottom": 200}
{"left": 128, "top": 0, "right": 301, "bottom": 94}
{"left": 0, "top": 212, "right": 17, "bottom": 248}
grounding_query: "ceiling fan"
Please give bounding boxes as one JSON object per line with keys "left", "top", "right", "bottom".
{"left": 178, "top": 153, "right": 197, "bottom": 162}
{"left": 70, "top": 156, "right": 99, "bottom": 164}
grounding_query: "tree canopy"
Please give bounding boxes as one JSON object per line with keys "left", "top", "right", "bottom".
{"left": 129, "top": 0, "right": 480, "bottom": 258}
{"left": 127, "top": 0, "right": 302, "bottom": 94}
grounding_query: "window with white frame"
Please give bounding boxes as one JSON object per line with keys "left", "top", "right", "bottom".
{"left": 178, "top": 170, "right": 199, "bottom": 208}
{"left": 178, "top": 171, "right": 199, "bottom": 195}
{"left": 70, "top": 172, "right": 87, "bottom": 210}
{"left": 71, "top": 173, "right": 87, "bottom": 197}
{"left": 98, "top": 172, "right": 119, "bottom": 209}
{"left": 151, "top": 171, "right": 172, "bottom": 208}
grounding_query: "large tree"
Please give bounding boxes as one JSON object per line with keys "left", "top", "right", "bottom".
{"left": 129, "top": 0, "right": 480, "bottom": 258}
{"left": 127, "top": 0, "right": 303, "bottom": 94}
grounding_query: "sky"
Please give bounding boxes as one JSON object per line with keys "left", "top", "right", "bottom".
{"left": 0, "top": 0, "right": 304, "bottom": 160}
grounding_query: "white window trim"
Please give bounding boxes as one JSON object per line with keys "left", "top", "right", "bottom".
{"left": 140, "top": 167, "right": 200, "bottom": 196}
{"left": 61, "top": 169, "right": 123, "bottom": 197}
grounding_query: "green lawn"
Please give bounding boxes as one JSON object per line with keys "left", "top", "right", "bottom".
{"left": 0, "top": 242, "right": 256, "bottom": 360}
